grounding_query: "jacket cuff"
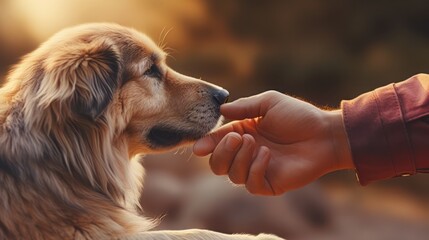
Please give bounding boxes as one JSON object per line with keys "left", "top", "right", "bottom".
{"left": 341, "top": 84, "right": 415, "bottom": 185}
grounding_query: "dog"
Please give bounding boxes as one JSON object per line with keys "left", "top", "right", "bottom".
{"left": 0, "top": 23, "right": 282, "bottom": 239}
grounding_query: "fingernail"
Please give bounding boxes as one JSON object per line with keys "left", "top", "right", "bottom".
{"left": 225, "top": 135, "right": 242, "bottom": 151}
{"left": 193, "top": 139, "right": 203, "bottom": 149}
{"left": 193, "top": 138, "right": 210, "bottom": 156}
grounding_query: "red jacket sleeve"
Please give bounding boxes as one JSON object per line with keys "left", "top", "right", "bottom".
{"left": 341, "top": 74, "right": 429, "bottom": 185}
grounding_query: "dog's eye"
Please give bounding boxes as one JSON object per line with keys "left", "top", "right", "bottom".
{"left": 143, "top": 64, "right": 161, "bottom": 78}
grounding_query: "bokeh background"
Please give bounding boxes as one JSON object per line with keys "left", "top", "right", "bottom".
{"left": 1, "top": 0, "right": 429, "bottom": 239}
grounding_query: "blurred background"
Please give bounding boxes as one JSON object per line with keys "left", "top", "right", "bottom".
{"left": 1, "top": 0, "right": 429, "bottom": 239}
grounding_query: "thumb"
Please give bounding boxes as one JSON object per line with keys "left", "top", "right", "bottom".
{"left": 221, "top": 91, "right": 283, "bottom": 120}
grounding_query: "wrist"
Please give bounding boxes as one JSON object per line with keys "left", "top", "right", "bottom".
{"left": 326, "top": 110, "right": 354, "bottom": 171}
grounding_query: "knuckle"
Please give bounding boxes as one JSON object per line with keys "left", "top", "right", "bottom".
{"left": 211, "top": 167, "right": 227, "bottom": 175}
{"left": 247, "top": 188, "right": 259, "bottom": 195}
{"left": 262, "top": 90, "right": 284, "bottom": 106}
{"left": 245, "top": 183, "right": 259, "bottom": 195}
{"left": 272, "top": 191, "right": 282, "bottom": 196}
{"left": 241, "top": 134, "right": 255, "bottom": 146}
{"left": 265, "top": 90, "right": 281, "bottom": 98}
{"left": 209, "top": 159, "right": 226, "bottom": 175}
{"left": 248, "top": 168, "right": 259, "bottom": 179}
{"left": 415, "top": 73, "right": 426, "bottom": 79}
{"left": 229, "top": 172, "right": 245, "bottom": 184}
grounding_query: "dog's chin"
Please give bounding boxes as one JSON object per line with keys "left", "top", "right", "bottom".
{"left": 147, "top": 125, "right": 206, "bottom": 149}
{"left": 146, "top": 117, "right": 224, "bottom": 150}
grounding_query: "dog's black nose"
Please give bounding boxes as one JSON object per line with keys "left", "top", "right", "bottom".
{"left": 212, "top": 89, "right": 229, "bottom": 104}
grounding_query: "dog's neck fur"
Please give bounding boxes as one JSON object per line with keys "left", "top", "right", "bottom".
{"left": 0, "top": 56, "right": 142, "bottom": 201}
{"left": 0, "top": 29, "right": 145, "bottom": 213}
{"left": 0, "top": 75, "right": 152, "bottom": 238}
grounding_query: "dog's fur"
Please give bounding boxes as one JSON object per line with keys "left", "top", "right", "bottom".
{"left": 0, "top": 23, "right": 281, "bottom": 239}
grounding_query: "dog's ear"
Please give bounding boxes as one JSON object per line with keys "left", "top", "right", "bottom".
{"left": 37, "top": 39, "right": 120, "bottom": 120}
{"left": 70, "top": 41, "right": 120, "bottom": 120}
{"left": 69, "top": 39, "right": 120, "bottom": 120}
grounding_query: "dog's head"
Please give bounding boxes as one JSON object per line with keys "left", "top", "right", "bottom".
{"left": 4, "top": 23, "right": 228, "bottom": 156}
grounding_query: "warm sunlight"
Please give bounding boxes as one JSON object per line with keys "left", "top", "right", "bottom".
{"left": 1, "top": 1, "right": 429, "bottom": 239}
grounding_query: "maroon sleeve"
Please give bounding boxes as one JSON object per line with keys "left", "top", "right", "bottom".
{"left": 341, "top": 74, "right": 429, "bottom": 185}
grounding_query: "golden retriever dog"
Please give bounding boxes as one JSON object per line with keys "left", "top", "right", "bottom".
{"left": 0, "top": 23, "right": 282, "bottom": 240}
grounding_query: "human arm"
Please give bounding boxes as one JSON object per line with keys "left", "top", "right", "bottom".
{"left": 193, "top": 74, "right": 429, "bottom": 195}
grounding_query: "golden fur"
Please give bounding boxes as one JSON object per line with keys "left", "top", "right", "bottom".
{"left": 0, "top": 23, "right": 281, "bottom": 240}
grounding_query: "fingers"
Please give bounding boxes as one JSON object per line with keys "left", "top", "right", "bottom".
{"left": 245, "top": 146, "right": 275, "bottom": 196}
{"left": 228, "top": 134, "right": 256, "bottom": 184}
{"left": 220, "top": 90, "right": 283, "bottom": 120}
{"left": 208, "top": 134, "right": 275, "bottom": 196}
{"left": 208, "top": 132, "right": 243, "bottom": 175}
{"left": 207, "top": 133, "right": 257, "bottom": 180}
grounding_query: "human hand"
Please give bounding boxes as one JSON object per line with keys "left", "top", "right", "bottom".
{"left": 193, "top": 91, "right": 354, "bottom": 196}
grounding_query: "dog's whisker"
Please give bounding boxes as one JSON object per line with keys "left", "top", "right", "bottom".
{"left": 166, "top": 53, "right": 177, "bottom": 62}
{"left": 158, "top": 26, "right": 167, "bottom": 47}
{"left": 174, "top": 147, "right": 183, "bottom": 155}
{"left": 163, "top": 47, "right": 178, "bottom": 54}
{"left": 158, "top": 26, "right": 174, "bottom": 53}
{"left": 186, "top": 151, "right": 194, "bottom": 162}
{"left": 160, "top": 27, "right": 174, "bottom": 50}
{"left": 173, "top": 146, "right": 188, "bottom": 155}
